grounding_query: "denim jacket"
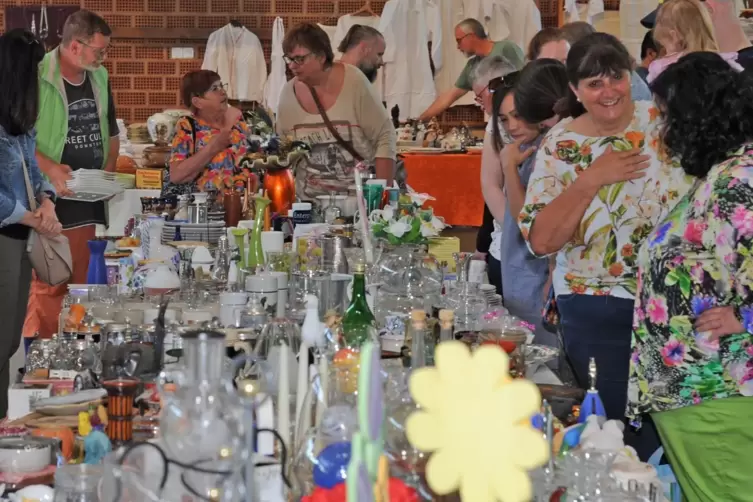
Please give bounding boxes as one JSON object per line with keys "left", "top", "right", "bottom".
{"left": 0, "top": 125, "right": 56, "bottom": 227}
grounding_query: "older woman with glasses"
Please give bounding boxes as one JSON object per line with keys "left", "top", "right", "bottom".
{"left": 276, "top": 22, "right": 395, "bottom": 200}
{"left": 162, "top": 69, "right": 252, "bottom": 195}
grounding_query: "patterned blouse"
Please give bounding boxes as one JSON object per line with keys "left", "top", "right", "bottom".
{"left": 167, "top": 115, "right": 252, "bottom": 193}
{"left": 518, "top": 101, "right": 694, "bottom": 299}
{"left": 627, "top": 144, "right": 753, "bottom": 420}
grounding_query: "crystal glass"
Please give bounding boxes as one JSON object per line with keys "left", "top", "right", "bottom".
{"left": 25, "top": 338, "right": 57, "bottom": 378}
{"left": 446, "top": 282, "right": 486, "bottom": 335}
{"left": 54, "top": 464, "right": 103, "bottom": 502}
{"left": 373, "top": 245, "right": 442, "bottom": 325}
{"left": 253, "top": 318, "right": 301, "bottom": 394}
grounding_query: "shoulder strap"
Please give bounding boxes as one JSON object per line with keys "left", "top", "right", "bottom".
{"left": 185, "top": 116, "right": 198, "bottom": 155}
{"left": 17, "top": 141, "right": 37, "bottom": 211}
{"left": 305, "top": 83, "right": 364, "bottom": 162}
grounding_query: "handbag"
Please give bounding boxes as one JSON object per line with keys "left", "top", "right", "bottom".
{"left": 307, "top": 84, "right": 407, "bottom": 189}
{"left": 18, "top": 143, "right": 73, "bottom": 286}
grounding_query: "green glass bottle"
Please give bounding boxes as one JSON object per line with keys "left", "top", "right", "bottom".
{"left": 342, "top": 262, "right": 376, "bottom": 347}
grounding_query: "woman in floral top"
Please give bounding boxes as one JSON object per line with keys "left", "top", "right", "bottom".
{"left": 163, "top": 70, "right": 253, "bottom": 195}
{"left": 628, "top": 53, "right": 753, "bottom": 501}
{"left": 518, "top": 34, "right": 693, "bottom": 453}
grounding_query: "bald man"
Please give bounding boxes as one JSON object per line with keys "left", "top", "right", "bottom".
{"left": 418, "top": 18, "right": 525, "bottom": 120}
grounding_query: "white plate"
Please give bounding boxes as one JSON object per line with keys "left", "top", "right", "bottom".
{"left": 32, "top": 388, "right": 106, "bottom": 408}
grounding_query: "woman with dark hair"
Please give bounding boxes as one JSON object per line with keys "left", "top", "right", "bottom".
{"left": 0, "top": 29, "right": 61, "bottom": 417}
{"left": 276, "top": 22, "right": 395, "bottom": 200}
{"left": 628, "top": 52, "right": 753, "bottom": 500}
{"left": 487, "top": 59, "right": 569, "bottom": 348}
{"left": 518, "top": 33, "right": 694, "bottom": 433}
{"left": 474, "top": 59, "right": 567, "bottom": 346}
{"left": 163, "top": 69, "right": 251, "bottom": 195}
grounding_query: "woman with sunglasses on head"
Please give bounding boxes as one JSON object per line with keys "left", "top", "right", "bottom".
{"left": 0, "top": 29, "right": 61, "bottom": 417}
{"left": 518, "top": 34, "right": 694, "bottom": 453}
{"left": 476, "top": 57, "right": 568, "bottom": 348}
{"left": 276, "top": 23, "right": 395, "bottom": 200}
{"left": 162, "top": 70, "right": 252, "bottom": 195}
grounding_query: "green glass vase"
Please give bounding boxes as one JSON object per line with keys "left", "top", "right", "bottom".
{"left": 247, "top": 195, "right": 271, "bottom": 270}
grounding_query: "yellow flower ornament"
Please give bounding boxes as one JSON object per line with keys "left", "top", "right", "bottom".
{"left": 406, "top": 341, "right": 549, "bottom": 502}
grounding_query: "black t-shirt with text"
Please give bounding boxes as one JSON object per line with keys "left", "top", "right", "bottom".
{"left": 56, "top": 75, "right": 119, "bottom": 230}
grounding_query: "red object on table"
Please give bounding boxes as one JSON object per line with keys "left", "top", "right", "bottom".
{"left": 401, "top": 152, "right": 484, "bottom": 227}
{"left": 302, "top": 478, "right": 418, "bottom": 502}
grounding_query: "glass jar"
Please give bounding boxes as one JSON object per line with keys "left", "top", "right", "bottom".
{"left": 54, "top": 464, "right": 103, "bottom": 502}
{"left": 446, "top": 282, "right": 487, "bottom": 336}
{"left": 477, "top": 315, "right": 528, "bottom": 378}
{"left": 25, "top": 338, "right": 57, "bottom": 378}
{"left": 373, "top": 245, "right": 443, "bottom": 325}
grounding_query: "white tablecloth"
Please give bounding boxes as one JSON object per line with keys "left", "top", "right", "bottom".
{"left": 96, "top": 189, "right": 161, "bottom": 237}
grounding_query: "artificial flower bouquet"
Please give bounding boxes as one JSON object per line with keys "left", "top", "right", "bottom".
{"left": 369, "top": 189, "right": 448, "bottom": 245}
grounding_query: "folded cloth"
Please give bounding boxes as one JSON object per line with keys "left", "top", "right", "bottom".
{"left": 648, "top": 51, "right": 744, "bottom": 83}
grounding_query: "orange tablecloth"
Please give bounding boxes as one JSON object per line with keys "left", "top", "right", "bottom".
{"left": 402, "top": 152, "right": 483, "bottom": 226}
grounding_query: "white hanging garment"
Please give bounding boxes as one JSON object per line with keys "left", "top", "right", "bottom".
{"left": 461, "top": 0, "right": 510, "bottom": 42}
{"left": 434, "top": 0, "right": 475, "bottom": 104}
{"left": 379, "top": 0, "right": 442, "bottom": 120}
{"left": 588, "top": 0, "right": 605, "bottom": 24}
{"left": 263, "top": 17, "right": 286, "bottom": 115}
{"left": 202, "top": 24, "right": 268, "bottom": 102}
{"left": 318, "top": 23, "right": 338, "bottom": 52}
{"left": 497, "top": 0, "right": 541, "bottom": 56}
{"left": 564, "top": 0, "right": 579, "bottom": 23}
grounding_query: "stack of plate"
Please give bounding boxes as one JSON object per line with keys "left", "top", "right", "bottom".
{"left": 207, "top": 211, "right": 225, "bottom": 223}
{"left": 479, "top": 283, "right": 498, "bottom": 303}
{"left": 162, "top": 221, "right": 225, "bottom": 245}
{"left": 63, "top": 169, "right": 124, "bottom": 202}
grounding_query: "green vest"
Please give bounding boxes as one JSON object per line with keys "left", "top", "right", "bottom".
{"left": 36, "top": 48, "right": 111, "bottom": 167}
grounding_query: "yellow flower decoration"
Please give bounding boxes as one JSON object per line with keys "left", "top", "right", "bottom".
{"left": 406, "top": 341, "right": 549, "bottom": 502}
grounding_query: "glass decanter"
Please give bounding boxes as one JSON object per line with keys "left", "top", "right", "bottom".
{"left": 373, "top": 244, "right": 443, "bottom": 325}
{"left": 323, "top": 191, "right": 343, "bottom": 224}
{"left": 158, "top": 330, "right": 250, "bottom": 469}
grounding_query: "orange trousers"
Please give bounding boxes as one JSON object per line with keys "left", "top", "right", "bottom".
{"left": 23, "top": 225, "right": 96, "bottom": 339}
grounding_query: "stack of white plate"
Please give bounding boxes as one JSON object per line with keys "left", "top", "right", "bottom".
{"left": 63, "top": 169, "right": 124, "bottom": 202}
{"left": 162, "top": 221, "right": 225, "bottom": 245}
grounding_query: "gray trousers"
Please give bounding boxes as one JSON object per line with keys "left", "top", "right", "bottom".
{"left": 0, "top": 232, "right": 32, "bottom": 418}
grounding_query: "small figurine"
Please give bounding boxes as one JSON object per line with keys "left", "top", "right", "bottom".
{"left": 78, "top": 409, "right": 112, "bottom": 465}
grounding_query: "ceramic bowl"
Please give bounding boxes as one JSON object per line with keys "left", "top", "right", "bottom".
{"left": 0, "top": 437, "right": 53, "bottom": 473}
{"left": 9, "top": 484, "right": 54, "bottom": 502}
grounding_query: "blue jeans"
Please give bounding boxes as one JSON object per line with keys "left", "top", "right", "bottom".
{"left": 558, "top": 293, "right": 661, "bottom": 460}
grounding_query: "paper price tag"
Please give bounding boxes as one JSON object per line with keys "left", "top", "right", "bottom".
{"left": 254, "top": 464, "right": 284, "bottom": 502}
{"left": 49, "top": 369, "right": 76, "bottom": 380}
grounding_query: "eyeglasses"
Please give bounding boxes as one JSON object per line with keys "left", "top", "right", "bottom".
{"left": 207, "top": 82, "right": 229, "bottom": 93}
{"left": 77, "top": 39, "right": 110, "bottom": 57}
{"left": 283, "top": 52, "right": 313, "bottom": 66}
{"left": 455, "top": 33, "right": 472, "bottom": 45}
{"left": 475, "top": 83, "right": 491, "bottom": 103}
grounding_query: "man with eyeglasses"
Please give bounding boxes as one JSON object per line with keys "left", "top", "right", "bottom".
{"left": 24, "top": 10, "right": 120, "bottom": 340}
{"left": 418, "top": 18, "right": 525, "bottom": 121}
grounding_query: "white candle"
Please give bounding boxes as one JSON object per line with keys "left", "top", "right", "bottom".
{"left": 353, "top": 165, "right": 374, "bottom": 264}
{"left": 315, "top": 354, "right": 329, "bottom": 428}
{"left": 300, "top": 363, "right": 313, "bottom": 442}
{"left": 277, "top": 342, "right": 291, "bottom": 453}
{"left": 294, "top": 341, "right": 310, "bottom": 435}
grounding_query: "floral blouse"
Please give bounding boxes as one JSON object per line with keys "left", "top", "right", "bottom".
{"left": 518, "top": 101, "right": 694, "bottom": 299}
{"left": 626, "top": 144, "right": 753, "bottom": 420}
{"left": 167, "top": 115, "right": 252, "bottom": 192}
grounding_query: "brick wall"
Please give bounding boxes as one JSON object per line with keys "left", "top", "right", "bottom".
{"left": 1, "top": 0, "right": 568, "bottom": 127}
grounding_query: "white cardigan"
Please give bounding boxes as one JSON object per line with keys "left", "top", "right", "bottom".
{"left": 202, "top": 24, "right": 268, "bottom": 102}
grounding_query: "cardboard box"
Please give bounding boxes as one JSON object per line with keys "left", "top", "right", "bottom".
{"left": 136, "top": 168, "right": 163, "bottom": 189}
{"left": 8, "top": 384, "right": 52, "bottom": 421}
